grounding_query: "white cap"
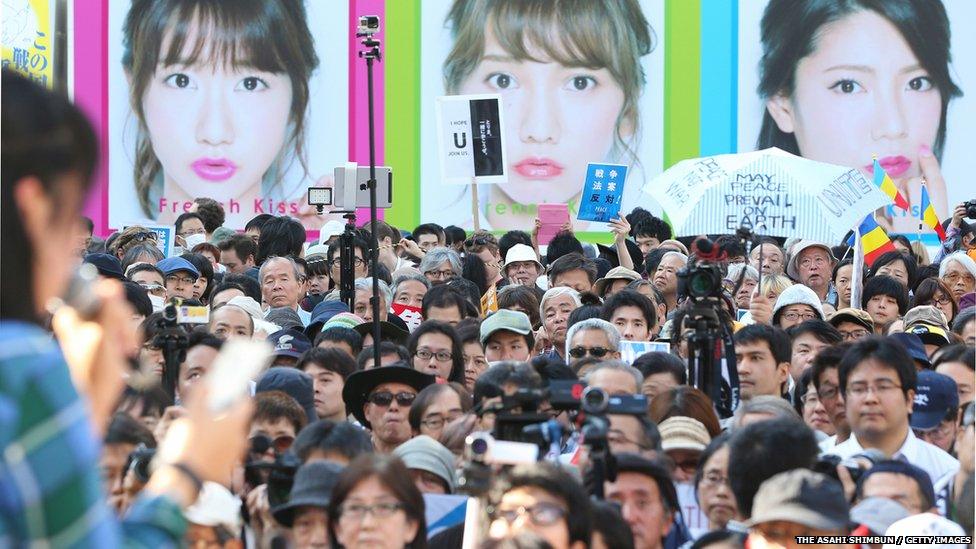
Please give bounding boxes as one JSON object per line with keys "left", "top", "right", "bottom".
{"left": 318, "top": 220, "right": 345, "bottom": 245}
{"left": 185, "top": 482, "right": 241, "bottom": 532}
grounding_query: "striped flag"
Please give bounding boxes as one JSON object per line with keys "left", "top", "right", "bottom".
{"left": 847, "top": 214, "right": 897, "bottom": 267}
{"left": 872, "top": 158, "right": 910, "bottom": 210}
{"left": 920, "top": 183, "right": 947, "bottom": 242}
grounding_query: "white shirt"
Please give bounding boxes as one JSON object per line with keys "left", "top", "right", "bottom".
{"left": 827, "top": 429, "right": 958, "bottom": 513}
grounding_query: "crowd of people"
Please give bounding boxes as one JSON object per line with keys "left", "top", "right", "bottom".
{"left": 2, "top": 70, "right": 975, "bottom": 548}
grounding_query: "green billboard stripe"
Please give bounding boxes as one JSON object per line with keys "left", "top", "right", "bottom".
{"left": 384, "top": 0, "right": 421, "bottom": 229}
{"left": 664, "top": 0, "right": 701, "bottom": 168}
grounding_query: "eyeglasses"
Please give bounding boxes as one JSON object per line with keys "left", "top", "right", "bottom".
{"left": 913, "top": 422, "right": 954, "bottom": 441}
{"left": 943, "top": 272, "right": 976, "bottom": 285}
{"left": 839, "top": 329, "right": 870, "bottom": 341}
{"left": 672, "top": 457, "right": 699, "bottom": 475}
{"left": 425, "top": 269, "right": 455, "bottom": 280}
{"left": 339, "top": 502, "right": 405, "bottom": 521}
{"left": 367, "top": 391, "right": 416, "bottom": 407}
{"left": 130, "top": 231, "right": 158, "bottom": 243}
{"left": 927, "top": 296, "right": 953, "bottom": 307}
{"left": 782, "top": 311, "right": 818, "bottom": 322}
{"left": 464, "top": 235, "right": 495, "bottom": 248}
{"left": 817, "top": 385, "right": 839, "bottom": 401}
{"left": 178, "top": 228, "right": 205, "bottom": 237}
{"left": 249, "top": 434, "right": 295, "bottom": 454}
{"left": 607, "top": 429, "right": 651, "bottom": 451}
{"left": 165, "top": 274, "right": 196, "bottom": 286}
{"left": 798, "top": 255, "right": 829, "bottom": 269}
{"left": 415, "top": 348, "right": 453, "bottom": 362}
{"left": 492, "top": 502, "right": 567, "bottom": 527}
{"left": 568, "top": 346, "right": 613, "bottom": 359}
{"left": 700, "top": 471, "right": 729, "bottom": 488}
{"left": 327, "top": 257, "right": 367, "bottom": 269}
{"left": 138, "top": 282, "right": 166, "bottom": 296}
{"left": 846, "top": 381, "right": 902, "bottom": 398}
{"left": 420, "top": 413, "right": 462, "bottom": 430}
{"left": 801, "top": 392, "right": 821, "bottom": 406}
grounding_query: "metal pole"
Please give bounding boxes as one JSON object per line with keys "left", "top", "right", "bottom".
{"left": 362, "top": 34, "right": 382, "bottom": 370}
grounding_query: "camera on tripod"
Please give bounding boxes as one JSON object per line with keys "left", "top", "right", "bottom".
{"left": 677, "top": 256, "right": 725, "bottom": 301}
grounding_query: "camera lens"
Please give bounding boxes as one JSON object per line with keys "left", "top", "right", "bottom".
{"left": 688, "top": 270, "right": 715, "bottom": 298}
{"left": 581, "top": 386, "right": 608, "bottom": 414}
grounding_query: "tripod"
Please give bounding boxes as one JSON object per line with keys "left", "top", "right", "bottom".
{"left": 338, "top": 212, "right": 358, "bottom": 310}
{"left": 358, "top": 22, "right": 383, "bottom": 369}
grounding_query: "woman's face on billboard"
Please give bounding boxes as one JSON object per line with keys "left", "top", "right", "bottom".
{"left": 142, "top": 33, "right": 293, "bottom": 202}
{"left": 766, "top": 10, "right": 941, "bottom": 180}
{"left": 459, "top": 27, "right": 627, "bottom": 207}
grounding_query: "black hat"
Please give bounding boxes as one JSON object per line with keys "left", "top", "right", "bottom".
{"left": 272, "top": 460, "right": 345, "bottom": 527}
{"left": 342, "top": 364, "right": 435, "bottom": 427}
{"left": 83, "top": 252, "right": 124, "bottom": 280}
{"left": 597, "top": 238, "right": 644, "bottom": 270}
{"left": 353, "top": 320, "right": 409, "bottom": 346}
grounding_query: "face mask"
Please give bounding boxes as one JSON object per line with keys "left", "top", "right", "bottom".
{"left": 148, "top": 293, "right": 165, "bottom": 313}
{"left": 183, "top": 233, "right": 207, "bottom": 250}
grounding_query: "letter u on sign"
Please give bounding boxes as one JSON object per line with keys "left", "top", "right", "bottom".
{"left": 453, "top": 132, "right": 467, "bottom": 148}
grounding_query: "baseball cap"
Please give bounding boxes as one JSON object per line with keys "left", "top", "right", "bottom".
{"left": 850, "top": 497, "right": 910, "bottom": 535}
{"left": 747, "top": 469, "right": 849, "bottom": 531}
{"left": 156, "top": 256, "right": 200, "bottom": 278}
{"left": 658, "top": 416, "right": 711, "bottom": 452}
{"left": 903, "top": 305, "right": 949, "bottom": 331}
{"left": 911, "top": 370, "right": 959, "bottom": 430}
{"left": 829, "top": 308, "right": 874, "bottom": 332}
{"left": 889, "top": 332, "right": 930, "bottom": 368}
{"left": 318, "top": 220, "right": 345, "bottom": 245}
{"left": 480, "top": 309, "right": 532, "bottom": 346}
{"left": 83, "top": 253, "right": 124, "bottom": 280}
{"left": 184, "top": 482, "right": 242, "bottom": 532}
{"left": 267, "top": 328, "right": 312, "bottom": 359}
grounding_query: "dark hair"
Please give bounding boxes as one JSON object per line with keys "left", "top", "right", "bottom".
{"left": 863, "top": 275, "right": 910, "bottom": 315}
{"left": 123, "top": 281, "right": 153, "bottom": 318}
{"left": 793, "top": 367, "right": 816, "bottom": 416}
{"left": 832, "top": 258, "right": 854, "bottom": 283}
{"left": 693, "top": 432, "right": 732, "bottom": 497}
{"left": 328, "top": 454, "right": 427, "bottom": 549}
{"left": 714, "top": 235, "right": 745, "bottom": 259}
{"left": 491, "top": 462, "right": 592, "bottom": 546}
{"left": 292, "top": 419, "right": 373, "bottom": 462}
{"left": 549, "top": 255, "right": 598, "bottom": 291}
{"left": 122, "top": 1, "right": 319, "bottom": 217}
{"left": 644, "top": 247, "right": 671, "bottom": 278}
{"left": 589, "top": 500, "right": 635, "bottom": 549}
{"left": 356, "top": 342, "right": 411, "bottom": 369}
{"left": 689, "top": 530, "right": 745, "bottom": 549}
{"left": 855, "top": 460, "right": 936, "bottom": 511}
{"left": 444, "top": 225, "right": 466, "bottom": 247}
{"left": 498, "top": 230, "right": 533, "bottom": 261}
{"left": 217, "top": 234, "right": 257, "bottom": 264}
{"left": 174, "top": 212, "right": 204, "bottom": 235}
{"left": 632, "top": 352, "right": 687, "bottom": 385}
{"left": 613, "top": 453, "right": 679, "bottom": 512}
{"left": 932, "top": 343, "right": 975, "bottom": 373}
{"left": 407, "top": 321, "right": 465, "bottom": 384}
{"left": 838, "top": 336, "right": 917, "bottom": 399}
{"left": 455, "top": 318, "right": 483, "bottom": 345}
{"left": 757, "top": 0, "right": 960, "bottom": 158}
{"left": 530, "top": 355, "right": 577, "bottom": 384}
{"left": 601, "top": 289, "right": 657, "bottom": 330}
{"left": 648, "top": 386, "right": 722, "bottom": 437}
{"left": 445, "top": 278, "right": 483, "bottom": 317}
{"left": 105, "top": 411, "right": 157, "bottom": 448}
{"left": 728, "top": 418, "right": 819, "bottom": 517}
{"left": 952, "top": 308, "right": 976, "bottom": 336}
{"left": 566, "top": 304, "right": 603, "bottom": 332}
{"left": 422, "top": 284, "right": 474, "bottom": 320}
{"left": 497, "top": 285, "right": 542, "bottom": 328}
{"left": 810, "top": 342, "right": 851, "bottom": 392}
{"left": 245, "top": 213, "right": 275, "bottom": 234}
{"left": 208, "top": 281, "right": 246, "bottom": 307}
{"left": 545, "top": 231, "right": 584, "bottom": 265}
{"left": 256, "top": 216, "right": 306, "bottom": 265}
{"left": 461, "top": 253, "right": 490, "bottom": 296}
{"left": 254, "top": 390, "right": 308, "bottom": 435}
{"left": 327, "top": 235, "right": 370, "bottom": 265}
{"left": 473, "top": 361, "right": 542, "bottom": 407}
{"left": 734, "top": 323, "right": 792, "bottom": 364}
{"left": 297, "top": 347, "right": 357, "bottom": 380}
{"left": 787, "top": 319, "right": 842, "bottom": 345}
{"left": 911, "top": 277, "right": 958, "bottom": 320}
{"left": 222, "top": 273, "right": 262, "bottom": 302}
{"left": 193, "top": 198, "right": 225, "bottom": 233}
{"left": 407, "top": 382, "right": 473, "bottom": 432}
{"left": 412, "top": 223, "right": 445, "bottom": 243}
{"left": 313, "top": 327, "right": 364, "bottom": 357}
{"left": 869, "top": 251, "right": 918, "bottom": 291}
{"left": 633, "top": 215, "right": 671, "bottom": 242}
{"left": 121, "top": 243, "right": 165, "bottom": 272}
{"left": 181, "top": 252, "right": 214, "bottom": 302}
{"left": 2, "top": 70, "right": 98, "bottom": 322}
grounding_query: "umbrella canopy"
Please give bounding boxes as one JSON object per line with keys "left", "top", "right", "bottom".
{"left": 643, "top": 147, "right": 891, "bottom": 243}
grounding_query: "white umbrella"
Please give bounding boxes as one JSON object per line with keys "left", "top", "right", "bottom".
{"left": 643, "top": 147, "right": 891, "bottom": 243}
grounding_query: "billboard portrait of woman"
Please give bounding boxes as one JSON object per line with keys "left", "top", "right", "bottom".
{"left": 420, "top": 0, "right": 664, "bottom": 231}
{"left": 108, "top": 0, "right": 349, "bottom": 230}
{"left": 752, "top": 0, "right": 967, "bottom": 234}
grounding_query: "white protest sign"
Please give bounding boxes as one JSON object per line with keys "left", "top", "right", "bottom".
{"left": 122, "top": 223, "right": 175, "bottom": 258}
{"left": 618, "top": 340, "right": 671, "bottom": 365}
{"left": 435, "top": 94, "right": 507, "bottom": 185}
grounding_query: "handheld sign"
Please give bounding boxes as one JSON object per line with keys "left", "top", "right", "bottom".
{"left": 618, "top": 340, "right": 670, "bottom": 365}
{"left": 435, "top": 94, "right": 507, "bottom": 185}
{"left": 577, "top": 163, "right": 628, "bottom": 222}
{"left": 537, "top": 204, "right": 569, "bottom": 246}
{"left": 122, "top": 223, "right": 175, "bottom": 258}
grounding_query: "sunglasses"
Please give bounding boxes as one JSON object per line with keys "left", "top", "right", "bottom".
{"left": 368, "top": 391, "right": 416, "bottom": 407}
{"left": 249, "top": 434, "right": 295, "bottom": 454}
{"left": 131, "top": 231, "right": 158, "bottom": 243}
{"left": 568, "top": 346, "right": 614, "bottom": 359}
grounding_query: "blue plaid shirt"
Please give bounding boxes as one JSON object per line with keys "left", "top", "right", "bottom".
{"left": 0, "top": 321, "right": 187, "bottom": 548}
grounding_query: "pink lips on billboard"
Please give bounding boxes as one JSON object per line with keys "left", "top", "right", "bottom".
{"left": 192, "top": 158, "right": 238, "bottom": 182}
{"left": 865, "top": 155, "right": 911, "bottom": 178}
{"left": 514, "top": 157, "right": 564, "bottom": 179}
